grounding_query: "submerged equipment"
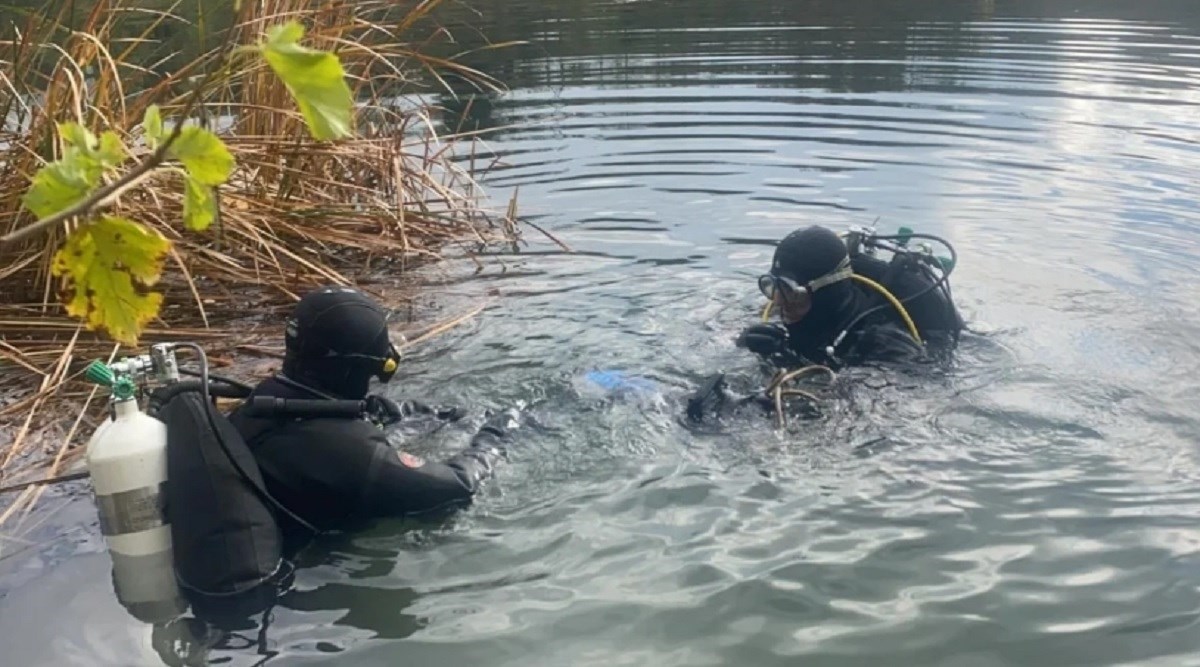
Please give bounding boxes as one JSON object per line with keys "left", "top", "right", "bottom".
{"left": 583, "top": 370, "right": 659, "bottom": 395}
{"left": 684, "top": 365, "right": 837, "bottom": 429}
{"left": 764, "top": 365, "right": 836, "bottom": 429}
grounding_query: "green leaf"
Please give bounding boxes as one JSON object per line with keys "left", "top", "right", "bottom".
{"left": 267, "top": 21, "right": 304, "bottom": 45}
{"left": 97, "top": 131, "right": 126, "bottom": 168}
{"left": 143, "top": 105, "right": 164, "bottom": 149}
{"left": 183, "top": 175, "right": 218, "bottom": 232}
{"left": 59, "top": 122, "right": 98, "bottom": 151}
{"left": 23, "top": 123, "right": 131, "bottom": 219}
{"left": 51, "top": 216, "right": 169, "bottom": 346}
{"left": 22, "top": 159, "right": 97, "bottom": 219}
{"left": 260, "top": 20, "right": 355, "bottom": 140}
{"left": 169, "top": 125, "right": 234, "bottom": 186}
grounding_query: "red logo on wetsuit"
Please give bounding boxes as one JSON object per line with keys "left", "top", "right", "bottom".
{"left": 397, "top": 451, "right": 425, "bottom": 468}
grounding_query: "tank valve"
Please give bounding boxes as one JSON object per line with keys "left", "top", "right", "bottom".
{"left": 84, "top": 359, "right": 114, "bottom": 387}
{"left": 84, "top": 359, "right": 139, "bottom": 401}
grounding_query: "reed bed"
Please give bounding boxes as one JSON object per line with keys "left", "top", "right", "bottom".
{"left": 0, "top": 0, "right": 521, "bottom": 529}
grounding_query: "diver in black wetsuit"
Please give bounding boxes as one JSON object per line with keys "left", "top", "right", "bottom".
{"left": 688, "top": 224, "right": 963, "bottom": 422}
{"left": 738, "top": 224, "right": 962, "bottom": 369}
{"left": 228, "top": 286, "right": 519, "bottom": 545}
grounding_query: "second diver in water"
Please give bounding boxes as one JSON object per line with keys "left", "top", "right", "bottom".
{"left": 687, "top": 224, "right": 964, "bottom": 423}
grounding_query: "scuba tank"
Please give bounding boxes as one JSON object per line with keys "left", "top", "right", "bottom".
{"left": 83, "top": 347, "right": 186, "bottom": 624}
{"left": 82, "top": 343, "right": 289, "bottom": 629}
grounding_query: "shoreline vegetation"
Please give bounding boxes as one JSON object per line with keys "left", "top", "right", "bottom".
{"left": 0, "top": 0, "right": 524, "bottom": 529}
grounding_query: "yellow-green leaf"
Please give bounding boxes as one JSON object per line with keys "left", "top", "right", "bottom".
{"left": 59, "top": 122, "right": 98, "bottom": 151}
{"left": 183, "top": 175, "right": 217, "bottom": 232}
{"left": 97, "top": 131, "right": 126, "bottom": 168}
{"left": 169, "top": 126, "right": 234, "bottom": 186}
{"left": 267, "top": 21, "right": 304, "bottom": 46}
{"left": 260, "top": 21, "right": 355, "bottom": 140}
{"left": 50, "top": 216, "right": 169, "bottom": 345}
{"left": 143, "top": 105, "right": 164, "bottom": 149}
{"left": 22, "top": 159, "right": 96, "bottom": 219}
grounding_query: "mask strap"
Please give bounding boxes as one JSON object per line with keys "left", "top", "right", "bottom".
{"left": 806, "top": 256, "right": 853, "bottom": 292}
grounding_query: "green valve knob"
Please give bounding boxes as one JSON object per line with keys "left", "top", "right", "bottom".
{"left": 84, "top": 360, "right": 114, "bottom": 387}
{"left": 111, "top": 377, "right": 137, "bottom": 401}
{"left": 896, "top": 226, "right": 913, "bottom": 246}
{"left": 937, "top": 255, "right": 955, "bottom": 272}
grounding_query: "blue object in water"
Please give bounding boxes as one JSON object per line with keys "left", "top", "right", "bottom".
{"left": 585, "top": 370, "right": 658, "bottom": 394}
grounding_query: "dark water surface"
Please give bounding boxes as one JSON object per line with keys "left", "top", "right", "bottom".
{"left": 6, "top": 0, "right": 1200, "bottom": 664}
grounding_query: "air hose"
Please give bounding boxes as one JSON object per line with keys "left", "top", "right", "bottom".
{"left": 759, "top": 275, "right": 921, "bottom": 344}
{"left": 832, "top": 231, "right": 957, "bottom": 350}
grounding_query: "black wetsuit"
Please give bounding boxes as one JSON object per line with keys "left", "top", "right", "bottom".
{"left": 690, "top": 227, "right": 961, "bottom": 422}
{"left": 228, "top": 376, "right": 503, "bottom": 542}
{"left": 769, "top": 254, "right": 960, "bottom": 370}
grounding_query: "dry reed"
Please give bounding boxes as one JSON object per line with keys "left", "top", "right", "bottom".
{"left": 0, "top": 0, "right": 522, "bottom": 528}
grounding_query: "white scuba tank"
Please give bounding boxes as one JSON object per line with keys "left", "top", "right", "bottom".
{"left": 86, "top": 395, "right": 185, "bottom": 622}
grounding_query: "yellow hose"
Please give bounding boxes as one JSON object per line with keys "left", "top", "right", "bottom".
{"left": 760, "top": 275, "right": 921, "bottom": 345}
{"left": 849, "top": 274, "right": 921, "bottom": 345}
{"left": 766, "top": 365, "right": 835, "bottom": 429}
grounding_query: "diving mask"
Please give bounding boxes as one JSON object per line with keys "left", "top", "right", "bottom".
{"left": 757, "top": 256, "right": 853, "bottom": 304}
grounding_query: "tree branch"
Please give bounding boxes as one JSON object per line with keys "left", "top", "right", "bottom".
{"left": 1, "top": 139, "right": 177, "bottom": 246}
{"left": 1, "top": 21, "right": 244, "bottom": 247}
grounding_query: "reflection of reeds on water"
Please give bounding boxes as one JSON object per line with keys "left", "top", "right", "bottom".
{"left": 0, "top": 0, "right": 521, "bottom": 523}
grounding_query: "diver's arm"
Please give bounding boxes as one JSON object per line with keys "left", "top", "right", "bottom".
{"left": 359, "top": 409, "right": 519, "bottom": 518}
{"left": 843, "top": 322, "right": 927, "bottom": 366}
{"left": 360, "top": 438, "right": 500, "bottom": 517}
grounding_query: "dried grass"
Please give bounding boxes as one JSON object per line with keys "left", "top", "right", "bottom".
{"left": 0, "top": 0, "right": 521, "bottom": 526}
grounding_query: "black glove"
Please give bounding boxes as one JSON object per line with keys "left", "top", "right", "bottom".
{"left": 686, "top": 372, "right": 728, "bottom": 423}
{"left": 364, "top": 396, "right": 463, "bottom": 426}
{"left": 474, "top": 407, "right": 521, "bottom": 443}
{"left": 364, "top": 395, "right": 405, "bottom": 426}
{"left": 736, "top": 323, "right": 789, "bottom": 357}
{"left": 395, "top": 398, "right": 464, "bottom": 422}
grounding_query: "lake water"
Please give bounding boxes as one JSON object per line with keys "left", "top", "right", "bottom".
{"left": 4, "top": 0, "right": 1200, "bottom": 664}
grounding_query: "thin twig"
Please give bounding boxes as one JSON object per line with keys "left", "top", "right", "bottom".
{"left": 397, "top": 300, "right": 490, "bottom": 350}
{"left": 0, "top": 471, "right": 89, "bottom": 496}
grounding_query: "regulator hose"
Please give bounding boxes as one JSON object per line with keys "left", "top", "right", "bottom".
{"left": 833, "top": 231, "right": 958, "bottom": 351}
{"left": 869, "top": 232, "right": 958, "bottom": 310}
{"left": 179, "top": 367, "right": 254, "bottom": 394}
{"left": 146, "top": 380, "right": 249, "bottom": 416}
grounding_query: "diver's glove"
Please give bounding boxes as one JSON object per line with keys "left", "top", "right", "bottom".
{"left": 686, "top": 372, "right": 729, "bottom": 423}
{"left": 737, "top": 323, "right": 789, "bottom": 357}
{"left": 364, "top": 396, "right": 463, "bottom": 426}
{"left": 472, "top": 407, "right": 522, "bottom": 449}
{"left": 395, "top": 399, "right": 464, "bottom": 422}
{"left": 364, "top": 395, "right": 406, "bottom": 426}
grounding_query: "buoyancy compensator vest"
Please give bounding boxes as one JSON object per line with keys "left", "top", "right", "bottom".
{"left": 849, "top": 245, "right": 962, "bottom": 338}
{"left": 147, "top": 381, "right": 289, "bottom": 629}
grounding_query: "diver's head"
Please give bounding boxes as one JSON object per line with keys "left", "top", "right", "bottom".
{"left": 281, "top": 286, "right": 400, "bottom": 399}
{"left": 758, "top": 225, "right": 853, "bottom": 325}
